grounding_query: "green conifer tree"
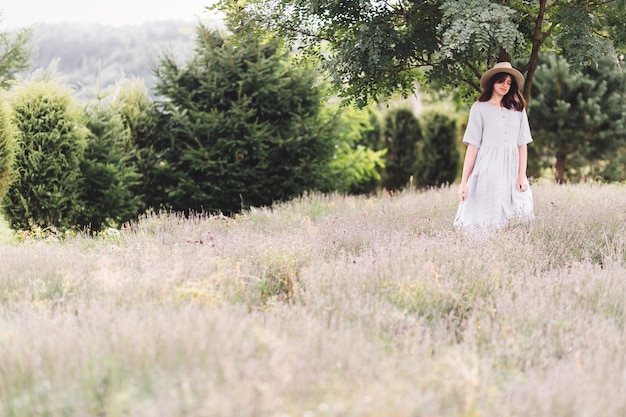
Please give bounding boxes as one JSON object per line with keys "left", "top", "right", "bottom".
{"left": 78, "top": 101, "right": 140, "bottom": 232}
{"left": 529, "top": 54, "right": 626, "bottom": 182}
{"left": 416, "top": 110, "right": 459, "bottom": 187}
{"left": 112, "top": 81, "right": 169, "bottom": 214}
{"left": 150, "top": 25, "right": 334, "bottom": 213}
{"left": 0, "top": 97, "right": 17, "bottom": 197}
{"left": 382, "top": 108, "right": 421, "bottom": 191}
{"left": 3, "top": 81, "right": 87, "bottom": 231}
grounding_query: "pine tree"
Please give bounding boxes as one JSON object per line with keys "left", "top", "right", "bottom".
{"left": 0, "top": 25, "right": 32, "bottom": 89}
{"left": 150, "top": 25, "right": 334, "bottom": 214}
{"left": 529, "top": 54, "right": 626, "bottom": 182}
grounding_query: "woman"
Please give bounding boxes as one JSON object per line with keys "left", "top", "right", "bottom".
{"left": 454, "top": 62, "right": 533, "bottom": 230}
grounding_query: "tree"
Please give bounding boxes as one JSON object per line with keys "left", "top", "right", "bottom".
{"left": 320, "top": 105, "right": 386, "bottom": 195}
{"left": 113, "top": 79, "right": 169, "bottom": 214}
{"left": 214, "top": 0, "right": 626, "bottom": 105}
{"left": 528, "top": 54, "right": 626, "bottom": 183}
{"left": 416, "top": 110, "right": 459, "bottom": 187}
{"left": 78, "top": 100, "right": 140, "bottom": 232}
{"left": 0, "top": 16, "right": 32, "bottom": 89}
{"left": 150, "top": 25, "right": 335, "bottom": 214}
{"left": 0, "top": 94, "right": 16, "bottom": 197}
{"left": 382, "top": 108, "right": 421, "bottom": 191}
{"left": 3, "top": 80, "right": 87, "bottom": 231}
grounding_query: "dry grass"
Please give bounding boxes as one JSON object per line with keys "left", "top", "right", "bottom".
{"left": 1, "top": 182, "right": 626, "bottom": 416}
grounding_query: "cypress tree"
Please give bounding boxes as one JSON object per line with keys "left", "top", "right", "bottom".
{"left": 3, "top": 81, "right": 87, "bottom": 232}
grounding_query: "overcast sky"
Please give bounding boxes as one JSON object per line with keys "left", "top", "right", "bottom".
{"left": 1, "top": 1, "right": 216, "bottom": 28}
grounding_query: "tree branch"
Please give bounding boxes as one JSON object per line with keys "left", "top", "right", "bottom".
{"left": 523, "top": 0, "right": 550, "bottom": 104}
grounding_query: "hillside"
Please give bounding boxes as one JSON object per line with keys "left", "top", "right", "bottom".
{"left": 26, "top": 20, "right": 198, "bottom": 99}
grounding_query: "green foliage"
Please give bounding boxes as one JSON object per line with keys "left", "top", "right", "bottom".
{"left": 217, "top": 0, "right": 441, "bottom": 105}
{"left": 0, "top": 23, "right": 32, "bottom": 89}
{"left": 382, "top": 108, "right": 421, "bottom": 191}
{"left": 150, "top": 25, "right": 334, "bottom": 214}
{"left": 215, "top": 0, "right": 626, "bottom": 105}
{"left": 3, "top": 80, "right": 87, "bottom": 231}
{"left": 529, "top": 54, "right": 626, "bottom": 183}
{"left": 415, "top": 110, "right": 459, "bottom": 187}
{"left": 434, "top": 0, "right": 525, "bottom": 98}
{"left": 360, "top": 107, "right": 384, "bottom": 151}
{"left": 0, "top": 96, "right": 17, "bottom": 197}
{"left": 78, "top": 101, "right": 140, "bottom": 232}
{"left": 439, "top": 0, "right": 524, "bottom": 61}
{"left": 321, "top": 105, "right": 386, "bottom": 194}
{"left": 112, "top": 80, "right": 168, "bottom": 213}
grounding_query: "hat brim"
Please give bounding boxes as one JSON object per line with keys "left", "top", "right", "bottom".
{"left": 480, "top": 67, "right": 524, "bottom": 90}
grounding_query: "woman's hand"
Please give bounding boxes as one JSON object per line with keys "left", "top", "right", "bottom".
{"left": 458, "top": 183, "right": 468, "bottom": 202}
{"left": 517, "top": 176, "right": 529, "bottom": 192}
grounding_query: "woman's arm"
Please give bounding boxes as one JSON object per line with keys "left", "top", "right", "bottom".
{"left": 458, "top": 144, "right": 479, "bottom": 202}
{"left": 517, "top": 144, "right": 529, "bottom": 192}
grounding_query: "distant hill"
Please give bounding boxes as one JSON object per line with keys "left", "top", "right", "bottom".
{"left": 26, "top": 20, "right": 199, "bottom": 99}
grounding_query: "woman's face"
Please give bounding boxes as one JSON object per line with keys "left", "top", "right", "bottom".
{"left": 494, "top": 75, "right": 512, "bottom": 96}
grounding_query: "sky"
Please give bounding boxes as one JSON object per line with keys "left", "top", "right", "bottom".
{"left": 1, "top": 1, "right": 216, "bottom": 28}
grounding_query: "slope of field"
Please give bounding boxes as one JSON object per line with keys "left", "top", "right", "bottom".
{"left": 1, "top": 182, "right": 625, "bottom": 416}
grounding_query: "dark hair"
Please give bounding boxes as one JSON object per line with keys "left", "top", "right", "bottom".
{"left": 478, "top": 72, "right": 526, "bottom": 111}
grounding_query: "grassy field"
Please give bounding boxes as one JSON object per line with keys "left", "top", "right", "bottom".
{"left": 1, "top": 182, "right": 625, "bottom": 416}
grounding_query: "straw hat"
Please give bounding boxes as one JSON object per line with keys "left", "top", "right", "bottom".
{"left": 480, "top": 62, "right": 525, "bottom": 90}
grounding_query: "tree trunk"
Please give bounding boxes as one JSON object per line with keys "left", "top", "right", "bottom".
{"left": 499, "top": 48, "right": 511, "bottom": 63}
{"left": 555, "top": 153, "right": 566, "bottom": 184}
{"left": 523, "top": 0, "right": 549, "bottom": 105}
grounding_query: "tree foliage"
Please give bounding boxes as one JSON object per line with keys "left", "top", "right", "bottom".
{"left": 78, "top": 100, "right": 140, "bottom": 231}
{"left": 0, "top": 18, "right": 32, "bottom": 89}
{"left": 382, "top": 108, "right": 421, "bottom": 191}
{"left": 321, "top": 105, "right": 386, "bottom": 195}
{"left": 150, "top": 25, "right": 335, "bottom": 214}
{"left": 215, "top": 0, "right": 626, "bottom": 105}
{"left": 3, "top": 81, "right": 87, "bottom": 231}
{"left": 0, "top": 95, "right": 16, "bottom": 197}
{"left": 113, "top": 79, "right": 169, "bottom": 214}
{"left": 529, "top": 54, "right": 626, "bottom": 183}
{"left": 416, "top": 110, "right": 459, "bottom": 187}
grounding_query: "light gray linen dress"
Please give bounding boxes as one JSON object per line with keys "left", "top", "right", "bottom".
{"left": 454, "top": 101, "right": 534, "bottom": 229}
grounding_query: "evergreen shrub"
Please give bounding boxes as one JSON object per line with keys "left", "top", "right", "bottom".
{"left": 0, "top": 97, "right": 17, "bottom": 197}
{"left": 416, "top": 110, "right": 459, "bottom": 187}
{"left": 3, "top": 81, "right": 87, "bottom": 232}
{"left": 78, "top": 101, "right": 140, "bottom": 232}
{"left": 150, "top": 26, "right": 334, "bottom": 214}
{"left": 113, "top": 80, "right": 168, "bottom": 214}
{"left": 382, "top": 108, "right": 421, "bottom": 191}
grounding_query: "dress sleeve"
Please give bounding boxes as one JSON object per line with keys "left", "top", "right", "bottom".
{"left": 517, "top": 109, "right": 533, "bottom": 146}
{"left": 462, "top": 102, "right": 482, "bottom": 148}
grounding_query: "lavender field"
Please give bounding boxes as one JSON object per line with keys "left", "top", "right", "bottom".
{"left": 1, "top": 182, "right": 625, "bottom": 416}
